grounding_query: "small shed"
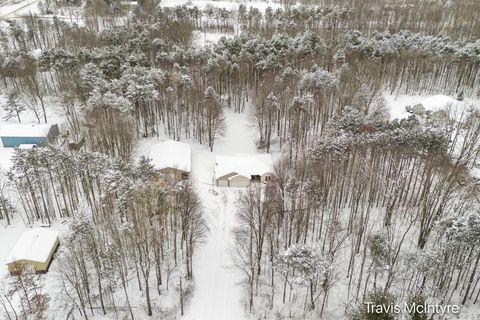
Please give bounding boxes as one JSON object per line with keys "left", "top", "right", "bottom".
{"left": 149, "top": 140, "right": 191, "bottom": 180}
{"left": 0, "top": 123, "right": 59, "bottom": 148}
{"left": 5, "top": 228, "right": 60, "bottom": 274}
{"left": 215, "top": 154, "right": 273, "bottom": 187}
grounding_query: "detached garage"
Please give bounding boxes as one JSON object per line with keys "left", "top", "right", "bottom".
{"left": 5, "top": 228, "right": 60, "bottom": 274}
{"left": 215, "top": 154, "right": 273, "bottom": 187}
{"left": 0, "top": 123, "right": 59, "bottom": 148}
{"left": 227, "top": 174, "right": 251, "bottom": 188}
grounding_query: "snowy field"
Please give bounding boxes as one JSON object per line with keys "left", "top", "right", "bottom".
{"left": 384, "top": 93, "right": 480, "bottom": 121}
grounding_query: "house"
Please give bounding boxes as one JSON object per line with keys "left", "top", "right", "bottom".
{"left": 215, "top": 154, "right": 273, "bottom": 187}
{"left": 0, "top": 123, "right": 59, "bottom": 148}
{"left": 5, "top": 228, "right": 60, "bottom": 274}
{"left": 149, "top": 140, "right": 191, "bottom": 180}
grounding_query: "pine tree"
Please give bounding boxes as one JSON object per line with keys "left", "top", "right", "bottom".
{"left": 2, "top": 90, "right": 25, "bottom": 123}
{"left": 407, "top": 294, "right": 428, "bottom": 320}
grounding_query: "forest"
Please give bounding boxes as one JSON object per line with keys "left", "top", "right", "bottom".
{"left": 0, "top": 0, "right": 479, "bottom": 319}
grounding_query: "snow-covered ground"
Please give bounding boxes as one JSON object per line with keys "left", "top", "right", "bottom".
{"left": 0, "top": 0, "right": 41, "bottom": 19}
{"left": 0, "top": 0, "right": 109, "bottom": 25}
{"left": 0, "top": 149, "right": 14, "bottom": 173}
{"left": 192, "top": 30, "right": 234, "bottom": 48}
{"left": 182, "top": 187, "right": 246, "bottom": 320}
{"left": 384, "top": 93, "right": 479, "bottom": 120}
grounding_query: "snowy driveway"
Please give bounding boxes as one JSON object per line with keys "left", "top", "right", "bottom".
{"left": 183, "top": 110, "right": 258, "bottom": 320}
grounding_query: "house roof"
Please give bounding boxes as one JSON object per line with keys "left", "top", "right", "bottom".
{"left": 0, "top": 123, "right": 54, "bottom": 138}
{"left": 5, "top": 228, "right": 59, "bottom": 264}
{"left": 149, "top": 140, "right": 191, "bottom": 173}
{"left": 215, "top": 154, "right": 273, "bottom": 179}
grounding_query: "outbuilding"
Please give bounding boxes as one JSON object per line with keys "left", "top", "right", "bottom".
{"left": 215, "top": 154, "right": 273, "bottom": 187}
{"left": 5, "top": 228, "right": 60, "bottom": 274}
{"left": 149, "top": 140, "right": 191, "bottom": 180}
{"left": 0, "top": 123, "right": 59, "bottom": 148}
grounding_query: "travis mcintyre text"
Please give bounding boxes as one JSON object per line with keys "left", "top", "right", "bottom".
{"left": 365, "top": 302, "right": 460, "bottom": 316}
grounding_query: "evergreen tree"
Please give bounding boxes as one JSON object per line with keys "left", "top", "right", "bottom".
{"left": 2, "top": 90, "right": 25, "bottom": 123}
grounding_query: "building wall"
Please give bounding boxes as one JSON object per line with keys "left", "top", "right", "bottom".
{"left": 1, "top": 136, "right": 48, "bottom": 148}
{"left": 1, "top": 125, "right": 59, "bottom": 147}
{"left": 43, "top": 238, "right": 60, "bottom": 272}
{"left": 228, "top": 175, "right": 251, "bottom": 187}
{"left": 217, "top": 176, "right": 250, "bottom": 187}
{"left": 261, "top": 173, "right": 273, "bottom": 183}
{"left": 159, "top": 167, "right": 190, "bottom": 180}
{"left": 217, "top": 179, "right": 229, "bottom": 187}
{"left": 216, "top": 172, "right": 240, "bottom": 187}
{"left": 217, "top": 172, "right": 273, "bottom": 187}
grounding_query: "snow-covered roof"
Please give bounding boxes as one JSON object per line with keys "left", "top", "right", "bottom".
{"left": 0, "top": 123, "right": 54, "bottom": 137}
{"left": 5, "top": 228, "right": 59, "bottom": 264}
{"left": 420, "top": 95, "right": 457, "bottom": 110}
{"left": 149, "top": 140, "right": 191, "bottom": 172}
{"left": 18, "top": 144, "right": 38, "bottom": 149}
{"left": 215, "top": 154, "right": 273, "bottom": 179}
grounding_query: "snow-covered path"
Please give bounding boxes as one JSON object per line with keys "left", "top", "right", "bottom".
{"left": 182, "top": 186, "right": 246, "bottom": 320}
{"left": 184, "top": 110, "right": 257, "bottom": 320}
{"left": 0, "top": 0, "right": 40, "bottom": 19}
